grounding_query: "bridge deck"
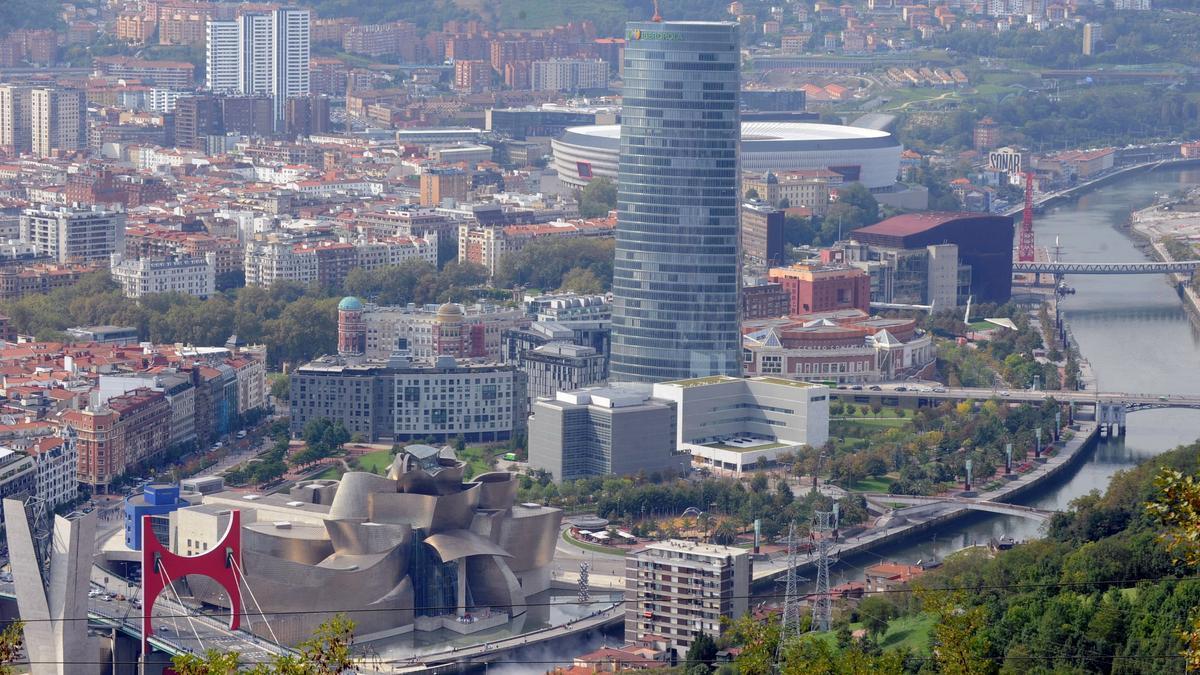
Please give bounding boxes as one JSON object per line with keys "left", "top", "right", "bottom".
{"left": 1013, "top": 261, "right": 1200, "bottom": 275}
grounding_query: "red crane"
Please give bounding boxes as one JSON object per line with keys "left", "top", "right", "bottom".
{"left": 1018, "top": 170, "right": 1036, "bottom": 262}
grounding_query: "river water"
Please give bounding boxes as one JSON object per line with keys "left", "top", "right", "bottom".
{"left": 836, "top": 167, "right": 1200, "bottom": 575}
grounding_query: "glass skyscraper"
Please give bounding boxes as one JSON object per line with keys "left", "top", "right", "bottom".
{"left": 610, "top": 20, "right": 742, "bottom": 383}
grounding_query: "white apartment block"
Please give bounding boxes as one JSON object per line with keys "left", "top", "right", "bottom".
{"left": 0, "top": 85, "right": 34, "bottom": 154}
{"left": 30, "top": 88, "right": 86, "bottom": 158}
{"left": 352, "top": 236, "right": 438, "bottom": 269}
{"left": 625, "top": 540, "right": 751, "bottom": 653}
{"left": 243, "top": 236, "right": 436, "bottom": 288}
{"left": 244, "top": 240, "right": 318, "bottom": 287}
{"left": 206, "top": 20, "right": 241, "bottom": 93}
{"left": 361, "top": 303, "right": 529, "bottom": 361}
{"left": 652, "top": 376, "right": 830, "bottom": 474}
{"left": 28, "top": 428, "right": 79, "bottom": 512}
{"left": 20, "top": 205, "right": 126, "bottom": 264}
{"left": 205, "top": 8, "right": 310, "bottom": 128}
{"left": 531, "top": 59, "right": 609, "bottom": 92}
{"left": 110, "top": 253, "right": 216, "bottom": 299}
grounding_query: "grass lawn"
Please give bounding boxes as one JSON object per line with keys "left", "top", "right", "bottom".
{"left": 355, "top": 449, "right": 394, "bottom": 474}
{"left": 312, "top": 466, "right": 341, "bottom": 480}
{"left": 850, "top": 476, "right": 895, "bottom": 493}
{"left": 879, "top": 613, "right": 936, "bottom": 653}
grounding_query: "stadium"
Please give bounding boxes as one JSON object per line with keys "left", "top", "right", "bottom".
{"left": 551, "top": 121, "right": 903, "bottom": 191}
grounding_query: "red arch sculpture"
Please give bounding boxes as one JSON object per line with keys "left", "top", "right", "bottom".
{"left": 140, "top": 510, "right": 243, "bottom": 658}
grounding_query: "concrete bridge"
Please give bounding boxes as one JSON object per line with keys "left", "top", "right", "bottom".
{"left": 831, "top": 386, "right": 1200, "bottom": 433}
{"left": 862, "top": 493, "right": 1055, "bottom": 522}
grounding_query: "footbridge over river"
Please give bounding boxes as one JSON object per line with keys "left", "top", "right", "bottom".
{"left": 862, "top": 493, "right": 1056, "bottom": 522}
{"left": 831, "top": 386, "right": 1200, "bottom": 434}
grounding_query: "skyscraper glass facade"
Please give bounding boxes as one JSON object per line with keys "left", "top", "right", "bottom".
{"left": 610, "top": 21, "right": 742, "bottom": 383}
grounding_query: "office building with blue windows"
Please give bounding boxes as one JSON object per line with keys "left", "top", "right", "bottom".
{"left": 610, "top": 20, "right": 743, "bottom": 383}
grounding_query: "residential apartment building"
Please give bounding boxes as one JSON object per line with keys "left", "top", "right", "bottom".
{"left": 419, "top": 167, "right": 468, "bottom": 206}
{"left": 20, "top": 205, "right": 126, "bottom": 264}
{"left": 27, "top": 428, "right": 79, "bottom": 512}
{"left": 31, "top": 88, "right": 87, "bottom": 158}
{"left": 0, "top": 263, "right": 97, "bottom": 302}
{"left": 0, "top": 85, "right": 34, "bottom": 154}
{"left": 109, "top": 253, "right": 216, "bottom": 299}
{"left": 531, "top": 58, "right": 608, "bottom": 92}
{"left": 357, "top": 302, "right": 528, "bottom": 362}
{"left": 458, "top": 218, "right": 616, "bottom": 276}
{"left": 94, "top": 57, "right": 196, "bottom": 88}
{"left": 66, "top": 388, "right": 171, "bottom": 490}
{"left": 205, "top": 8, "right": 310, "bottom": 128}
{"left": 243, "top": 236, "right": 436, "bottom": 288}
{"left": 741, "top": 169, "right": 835, "bottom": 214}
{"left": 289, "top": 355, "right": 528, "bottom": 443}
{"left": 625, "top": 541, "right": 751, "bottom": 653}
{"left": 520, "top": 342, "right": 607, "bottom": 405}
{"left": 741, "top": 202, "right": 785, "bottom": 267}
{"left": 342, "top": 22, "right": 418, "bottom": 60}
{"left": 0, "top": 448, "right": 35, "bottom": 525}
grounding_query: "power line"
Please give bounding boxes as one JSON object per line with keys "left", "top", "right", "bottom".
{"left": 8, "top": 570, "right": 1200, "bottom": 624}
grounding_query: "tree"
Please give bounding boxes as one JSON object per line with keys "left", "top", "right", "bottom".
{"left": 857, "top": 596, "right": 896, "bottom": 637}
{"left": 560, "top": 267, "right": 604, "bottom": 294}
{"left": 0, "top": 620, "right": 23, "bottom": 675}
{"left": 171, "top": 649, "right": 242, "bottom": 675}
{"left": 745, "top": 188, "right": 761, "bottom": 200}
{"left": 578, "top": 176, "right": 617, "bottom": 218}
{"left": 1150, "top": 466, "right": 1200, "bottom": 670}
{"left": 173, "top": 615, "right": 355, "bottom": 675}
{"left": 685, "top": 633, "right": 719, "bottom": 671}
{"left": 268, "top": 374, "right": 289, "bottom": 403}
{"left": 918, "top": 589, "right": 991, "bottom": 675}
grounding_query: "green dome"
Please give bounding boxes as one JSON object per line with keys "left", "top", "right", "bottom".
{"left": 338, "top": 296, "right": 364, "bottom": 311}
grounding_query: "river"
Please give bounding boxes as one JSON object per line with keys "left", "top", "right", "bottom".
{"left": 833, "top": 167, "right": 1200, "bottom": 576}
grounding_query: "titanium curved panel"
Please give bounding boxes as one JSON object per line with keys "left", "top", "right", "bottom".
{"left": 243, "top": 523, "right": 334, "bottom": 566}
{"left": 324, "top": 520, "right": 412, "bottom": 556}
{"left": 369, "top": 482, "right": 479, "bottom": 532}
{"left": 423, "top": 529, "right": 513, "bottom": 562}
{"left": 471, "top": 472, "right": 517, "bottom": 510}
{"left": 497, "top": 507, "right": 562, "bottom": 572}
{"left": 465, "top": 555, "right": 527, "bottom": 617}
{"left": 327, "top": 472, "right": 398, "bottom": 520}
{"left": 235, "top": 546, "right": 409, "bottom": 645}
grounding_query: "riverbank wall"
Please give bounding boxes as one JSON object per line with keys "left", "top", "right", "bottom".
{"left": 751, "top": 421, "right": 1099, "bottom": 588}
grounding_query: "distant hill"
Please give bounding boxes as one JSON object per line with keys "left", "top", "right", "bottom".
{"left": 300, "top": 0, "right": 733, "bottom": 36}
{"left": 0, "top": 0, "right": 61, "bottom": 35}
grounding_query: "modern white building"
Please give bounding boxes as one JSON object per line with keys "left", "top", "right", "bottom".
{"left": 652, "top": 376, "right": 830, "bottom": 473}
{"left": 20, "top": 205, "right": 126, "bottom": 263}
{"left": 205, "top": 7, "right": 310, "bottom": 128}
{"left": 552, "top": 122, "right": 902, "bottom": 191}
{"left": 625, "top": 540, "right": 751, "bottom": 653}
{"left": 531, "top": 58, "right": 608, "bottom": 92}
{"left": 110, "top": 253, "right": 216, "bottom": 299}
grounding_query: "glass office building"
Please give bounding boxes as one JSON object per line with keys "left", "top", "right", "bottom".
{"left": 610, "top": 20, "right": 743, "bottom": 383}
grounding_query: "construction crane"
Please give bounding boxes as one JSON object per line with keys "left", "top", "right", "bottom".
{"left": 1018, "top": 171, "right": 1036, "bottom": 262}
